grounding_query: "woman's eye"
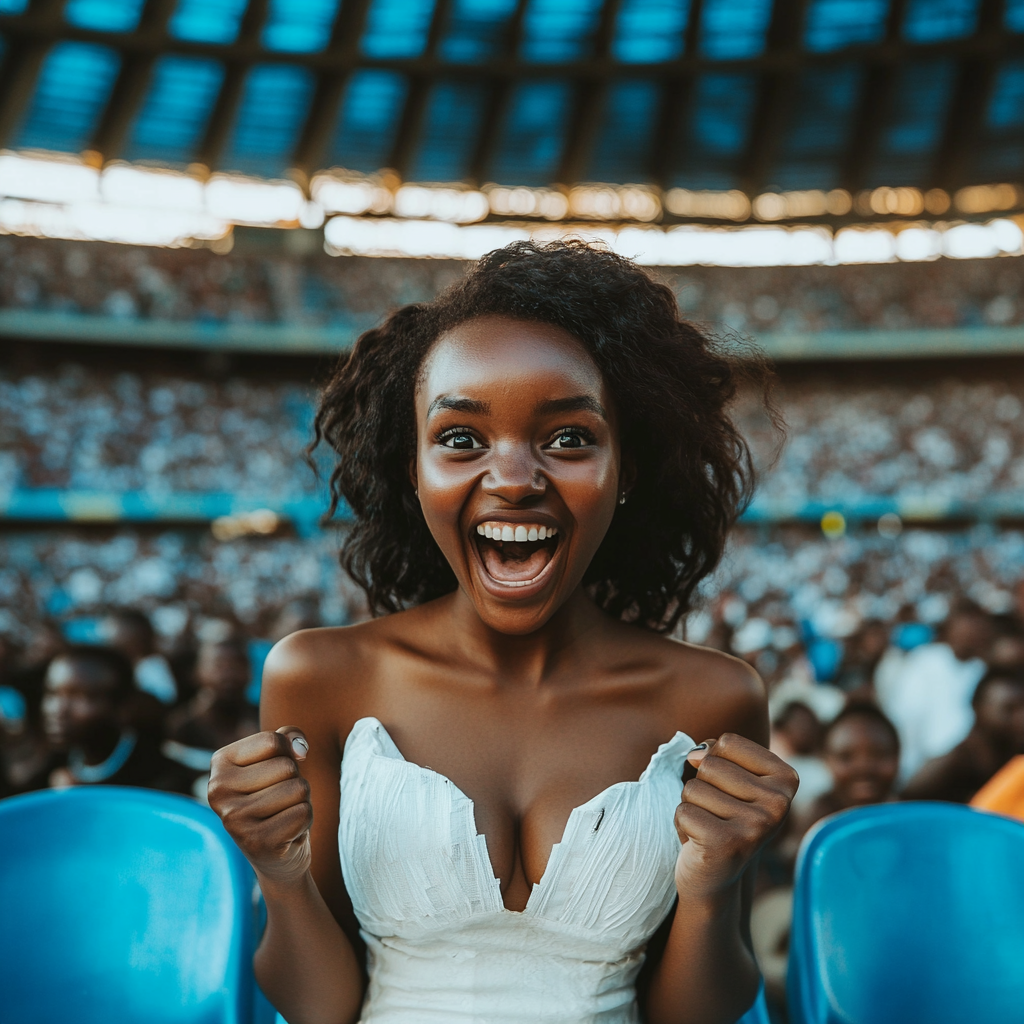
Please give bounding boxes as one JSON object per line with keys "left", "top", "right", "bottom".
{"left": 442, "top": 432, "right": 481, "bottom": 450}
{"left": 549, "top": 431, "right": 589, "bottom": 449}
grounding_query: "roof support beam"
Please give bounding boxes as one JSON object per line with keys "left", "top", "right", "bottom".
{"left": 931, "top": 0, "right": 1005, "bottom": 191}
{"left": 840, "top": 0, "right": 909, "bottom": 193}
{"left": 650, "top": 0, "right": 704, "bottom": 188}
{"left": 195, "top": 0, "right": 271, "bottom": 172}
{"left": 90, "top": 0, "right": 177, "bottom": 161}
{"left": 467, "top": 0, "right": 530, "bottom": 185}
{"left": 292, "top": 0, "right": 374, "bottom": 178}
{"left": 387, "top": 0, "right": 453, "bottom": 178}
{"left": 0, "top": 0, "right": 67, "bottom": 149}
{"left": 556, "top": 0, "right": 623, "bottom": 184}
{"left": 738, "top": 0, "right": 809, "bottom": 193}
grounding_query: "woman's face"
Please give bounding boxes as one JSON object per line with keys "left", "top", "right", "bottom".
{"left": 414, "top": 315, "right": 624, "bottom": 635}
{"left": 824, "top": 717, "right": 899, "bottom": 807}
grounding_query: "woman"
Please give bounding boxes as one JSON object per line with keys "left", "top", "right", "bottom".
{"left": 209, "top": 241, "right": 797, "bottom": 1024}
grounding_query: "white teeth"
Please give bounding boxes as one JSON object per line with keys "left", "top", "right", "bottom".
{"left": 477, "top": 522, "right": 560, "bottom": 541}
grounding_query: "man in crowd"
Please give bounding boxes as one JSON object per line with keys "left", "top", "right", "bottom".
{"left": 903, "top": 666, "right": 1024, "bottom": 803}
{"left": 162, "top": 639, "right": 259, "bottom": 799}
{"left": 104, "top": 609, "right": 178, "bottom": 706}
{"left": 881, "top": 601, "right": 995, "bottom": 782}
{"left": 41, "top": 645, "right": 192, "bottom": 792}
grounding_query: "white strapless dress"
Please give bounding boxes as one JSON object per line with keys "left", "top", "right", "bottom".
{"left": 338, "top": 716, "right": 695, "bottom": 1024}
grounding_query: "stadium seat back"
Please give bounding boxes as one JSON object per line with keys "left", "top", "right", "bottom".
{"left": 788, "top": 802, "right": 1024, "bottom": 1024}
{"left": 0, "top": 787, "right": 256, "bottom": 1024}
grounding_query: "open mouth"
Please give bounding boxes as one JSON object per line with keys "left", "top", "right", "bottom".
{"left": 473, "top": 522, "right": 560, "bottom": 588}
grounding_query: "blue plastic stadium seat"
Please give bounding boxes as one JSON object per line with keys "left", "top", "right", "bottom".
{"left": 0, "top": 787, "right": 258, "bottom": 1024}
{"left": 788, "top": 802, "right": 1024, "bottom": 1024}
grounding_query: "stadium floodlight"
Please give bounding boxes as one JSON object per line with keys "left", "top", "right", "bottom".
{"left": 0, "top": 153, "right": 100, "bottom": 205}
{"left": 895, "top": 228, "right": 943, "bottom": 262}
{"left": 392, "top": 185, "right": 489, "bottom": 224}
{"left": 833, "top": 228, "right": 898, "bottom": 264}
{"left": 100, "top": 166, "right": 205, "bottom": 213}
{"left": 943, "top": 220, "right": 1023, "bottom": 260}
{"left": 0, "top": 197, "right": 227, "bottom": 246}
{"left": 311, "top": 176, "right": 392, "bottom": 216}
{"left": 203, "top": 175, "right": 305, "bottom": 226}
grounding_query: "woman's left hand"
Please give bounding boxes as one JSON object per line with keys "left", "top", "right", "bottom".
{"left": 673, "top": 733, "right": 798, "bottom": 902}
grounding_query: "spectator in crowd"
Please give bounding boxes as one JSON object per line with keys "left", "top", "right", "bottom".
{"left": 41, "top": 645, "right": 192, "bottom": 792}
{"left": 989, "top": 615, "right": 1024, "bottom": 671}
{"left": 0, "top": 625, "right": 62, "bottom": 797}
{"left": 7, "top": 621, "right": 66, "bottom": 714}
{"left": 770, "top": 701, "right": 831, "bottom": 814}
{"left": 903, "top": 667, "right": 1024, "bottom": 803}
{"left": 834, "top": 619, "right": 890, "bottom": 696}
{"left": 104, "top": 610, "right": 178, "bottom": 705}
{"left": 790, "top": 703, "right": 901, "bottom": 839}
{"left": 164, "top": 639, "right": 257, "bottom": 755}
{"left": 881, "top": 602, "right": 995, "bottom": 783}
{"left": 162, "top": 639, "right": 258, "bottom": 801}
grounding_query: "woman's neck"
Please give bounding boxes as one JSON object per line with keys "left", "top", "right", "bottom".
{"left": 442, "top": 586, "right": 610, "bottom": 687}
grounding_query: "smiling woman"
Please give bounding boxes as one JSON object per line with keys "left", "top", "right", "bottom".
{"left": 207, "top": 240, "right": 797, "bottom": 1024}
{"left": 314, "top": 240, "right": 768, "bottom": 630}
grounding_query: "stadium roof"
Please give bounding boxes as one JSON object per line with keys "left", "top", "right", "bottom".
{"left": 1, "top": 0, "right": 1023, "bottom": 203}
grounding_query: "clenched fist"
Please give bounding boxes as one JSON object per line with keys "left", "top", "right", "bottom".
{"left": 674, "top": 732, "right": 798, "bottom": 901}
{"left": 208, "top": 726, "right": 313, "bottom": 885}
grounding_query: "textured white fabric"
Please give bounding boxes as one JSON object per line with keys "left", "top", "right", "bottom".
{"left": 338, "top": 717, "right": 694, "bottom": 1024}
{"left": 882, "top": 643, "right": 986, "bottom": 782}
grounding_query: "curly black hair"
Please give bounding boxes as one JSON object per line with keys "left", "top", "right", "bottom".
{"left": 313, "top": 239, "right": 774, "bottom": 632}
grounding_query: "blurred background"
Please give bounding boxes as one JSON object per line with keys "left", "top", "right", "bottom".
{"left": 2, "top": 0, "right": 1024, "bottom": 1007}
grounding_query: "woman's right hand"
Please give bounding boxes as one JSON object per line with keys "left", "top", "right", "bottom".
{"left": 208, "top": 726, "right": 313, "bottom": 886}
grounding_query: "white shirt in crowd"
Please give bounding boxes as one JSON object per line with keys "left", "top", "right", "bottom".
{"left": 880, "top": 642, "right": 985, "bottom": 784}
{"left": 134, "top": 653, "right": 178, "bottom": 705}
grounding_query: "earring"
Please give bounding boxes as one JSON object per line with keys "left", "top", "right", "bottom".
{"left": 618, "top": 492, "right": 627, "bottom": 505}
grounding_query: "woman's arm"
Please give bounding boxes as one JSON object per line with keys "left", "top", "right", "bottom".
{"left": 208, "top": 634, "right": 366, "bottom": 1024}
{"left": 644, "top": 665, "right": 797, "bottom": 1024}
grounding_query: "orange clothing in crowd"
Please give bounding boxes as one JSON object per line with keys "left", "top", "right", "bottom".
{"left": 970, "top": 756, "right": 1024, "bottom": 823}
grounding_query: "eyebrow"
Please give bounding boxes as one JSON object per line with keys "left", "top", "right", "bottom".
{"left": 426, "top": 395, "right": 491, "bottom": 417}
{"left": 534, "top": 395, "right": 607, "bottom": 419}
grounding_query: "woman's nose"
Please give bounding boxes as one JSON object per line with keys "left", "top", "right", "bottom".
{"left": 482, "top": 443, "right": 545, "bottom": 503}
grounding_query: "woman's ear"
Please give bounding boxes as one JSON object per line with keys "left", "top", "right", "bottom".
{"left": 408, "top": 457, "right": 419, "bottom": 497}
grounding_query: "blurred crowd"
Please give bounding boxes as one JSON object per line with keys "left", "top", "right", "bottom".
{"left": 2, "top": 235, "right": 1024, "bottom": 333}
{"left": 0, "top": 603, "right": 322, "bottom": 802}
{"left": 3, "top": 527, "right": 1022, "bottom": 804}
{"left": 0, "top": 363, "right": 317, "bottom": 497}
{"left": 737, "top": 375, "right": 1024, "bottom": 508}
{"left": 3, "top": 549, "right": 1023, "bottom": 1014}
{"left": 4, "top": 362, "right": 1024, "bottom": 509}
{"left": 700, "top": 569, "right": 1024, "bottom": 1007}
{"left": 0, "top": 236, "right": 461, "bottom": 331}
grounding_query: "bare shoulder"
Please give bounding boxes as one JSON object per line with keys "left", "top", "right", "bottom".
{"left": 650, "top": 633, "right": 768, "bottom": 745}
{"left": 259, "top": 617, "right": 393, "bottom": 733}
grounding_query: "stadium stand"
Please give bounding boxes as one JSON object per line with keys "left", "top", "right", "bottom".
{"left": 3, "top": 235, "right": 1024, "bottom": 346}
